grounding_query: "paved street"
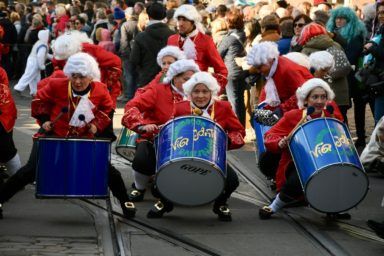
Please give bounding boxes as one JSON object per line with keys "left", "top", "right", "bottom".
{"left": 0, "top": 89, "right": 383, "bottom": 256}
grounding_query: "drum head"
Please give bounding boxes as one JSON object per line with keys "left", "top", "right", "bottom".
{"left": 156, "top": 159, "right": 225, "bottom": 206}
{"left": 305, "top": 164, "right": 369, "bottom": 213}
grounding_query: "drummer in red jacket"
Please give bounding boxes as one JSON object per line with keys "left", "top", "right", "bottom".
{"left": 147, "top": 71, "right": 245, "bottom": 221}
{"left": 0, "top": 53, "right": 136, "bottom": 219}
{"left": 259, "top": 78, "right": 343, "bottom": 219}
{"left": 122, "top": 59, "right": 200, "bottom": 203}
{"left": 0, "top": 66, "right": 21, "bottom": 182}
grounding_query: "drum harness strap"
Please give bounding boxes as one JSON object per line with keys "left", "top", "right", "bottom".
{"left": 191, "top": 103, "right": 215, "bottom": 121}
{"left": 287, "top": 108, "right": 325, "bottom": 140}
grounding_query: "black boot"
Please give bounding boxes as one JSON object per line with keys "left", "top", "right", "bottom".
{"left": 367, "top": 220, "right": 384, "bottom": 239}
{"left": 128, "top": 189, "right": 145, "bottom": 202}
{"left": 120, "top": 201, "right": 136, "bottom": 219}
{"left": 0, "top": 203, "right": 3, "bottom": 219}
{"left": 213, "top": 203, "right": 232, "bottom": 222}
{"left": 259, "top": 206, "right": 274, "bottom": 220}
{"left": 147, "top": 200, "right": 173, "bottom": 218}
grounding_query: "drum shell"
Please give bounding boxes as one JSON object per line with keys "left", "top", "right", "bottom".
{"left": 36, "top": 138, "right": 110, "bottom": 198}
{"left": 289, "top": 118, "right": 369, "bottom": 213}
{"left": 253, "top": 103, "right": 272, "bottom": 156}
{"left": 116, "top": 127, "right": 138, "bottom": 162}
{"left": 155, "top": 116, "right": 227, "bottom": 206}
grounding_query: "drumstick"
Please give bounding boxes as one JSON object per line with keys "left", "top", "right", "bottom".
{"left": 287, "top": 106, "right": 315, "bottom": 140}
{"left": 51, "top": 107, "right": 69, "bottom": 125}
{"left": 326, "top": 105, "right": 334, "bottom": 118}
{"left": 78, "top": 114, "right": 91, "bottom": 129}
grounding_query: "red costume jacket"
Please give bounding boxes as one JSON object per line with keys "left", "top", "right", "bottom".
{"left": 50, "top": 43, "right": 122, "bottom": 109}
{"left": 264, "top": 101, "right": 343, "bottom": 191}
{"left": 122, "top": 82, "right": 184, "bottom": 140}
{"left": 134, "top": 71, "right": 165, "bottom": 97}
{"left": 32, "top": 78, "right": 113, "bottom": 137}
{"left": 173, "top": 100, "right": 245, "bottom": 150}
{"left": 259, "top": 56, "right": 313, "bottom": 113}
{"left": 168, "top": 33, "right": 228, "bottom": 93}
{"left": 0, "top": 67, "right": 17, "bottom": 132}
{"left": 37, "top": 70, "right": 66, "bottom": 91}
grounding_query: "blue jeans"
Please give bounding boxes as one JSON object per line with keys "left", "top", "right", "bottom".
{"left": 122, "top": 58, "right": 137, "bottom": 100}
{"left": 226, "top": 79, "right": 246, "bottom": 126}
{"left": 374, "top": 96, "right": 384, "bottom": 124}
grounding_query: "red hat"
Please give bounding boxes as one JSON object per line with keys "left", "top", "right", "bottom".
{"left": 298, "top": 23, "right": 328, "bottom": 46}
{"left": 313, "top": 0, "right": 332, "bottom": 7}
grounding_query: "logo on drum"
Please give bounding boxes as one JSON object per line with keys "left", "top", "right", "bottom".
{"left": 180, "top": 164, "right": 211, "bottom": 176}
{"left": 311, "top": 133, "right": 353, "bottom": 158}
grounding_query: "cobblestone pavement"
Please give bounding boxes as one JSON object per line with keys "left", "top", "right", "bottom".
{"left": 0, "top": 236, "right": 103, "bottom": 256}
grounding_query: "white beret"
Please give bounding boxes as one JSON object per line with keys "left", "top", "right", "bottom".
{"left": 163, "top": 59, "right": 200, "bottom": 84}
{"left": 296, "top": 78, "right": 335, "bottom": 109}
{"left": 174, "top": 4, "right": 202, "bottom": 24}
{"left": 63, "top": 52, "right": 101, "bottom": 81}
{"left": 183, "top": 72, "right": 220, "bottom": 97}
{"left": 309, "top": 51, "right": 335, "bottom": 71}
{"left": 246, "top": 41, "right": 279, "bottom": 66}
{"left": 156, "top": 46, "right": 186, "bottom": 68}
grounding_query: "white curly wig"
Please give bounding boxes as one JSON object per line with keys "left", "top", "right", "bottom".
{"left": 163, "top": 59, "right": 200, "bottom": 84}
{"left": 156, "top": 46, "right": 186, "bottom": 68}
{"left": 296, "top": 78, "right": 335, "bottom": 109}
{"left": 53, "top": 31, "right": 93, "bottom": 60}
{"left": 63, "top": 52, "right": 101, "bottom": 81}
{"left": 309, "top": 51, "right": 335, "bottom": 71}
{"left": 183, "top": 72, "right": 220, "bottom": 97}
{"left": 246, "top": 41, "right": 279, "bottom": 67}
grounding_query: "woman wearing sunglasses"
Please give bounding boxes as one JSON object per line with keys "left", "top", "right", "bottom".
{"left": 290, "top": 14, "right": 312, "bottom": 52}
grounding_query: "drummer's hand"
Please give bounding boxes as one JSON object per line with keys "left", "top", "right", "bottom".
{"left": 88, "top": 124, "right": 97, "bottom": 134}
{"left": 141, "top": 124, "right": 158, "bottom": 133}
{"left": 278, "top": 136, "right": 288, "bottom": 149}
{"left": 42, "top": 121, "right": 53, "bottom": 132}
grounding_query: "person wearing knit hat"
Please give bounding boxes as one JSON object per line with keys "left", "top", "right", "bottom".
{"left": 168, "top": 4, "right": 228, "bottom": 93}
{"left": 146, "top": 71, "right": 245, "bottom": 221}
{"left": 299, "top": 22, "right": 352, "bottom": 126}
{"left": 114, "top": 7, "right": 125, "bottom": 20}
{"left": 246, "top": 41, "right": 313, "bottom": 116}
{"left": 259, "top": 78, "right": 343, "bottom": 220}
{"left": 0, "top": 52, "right": 137, "bottom": 220}
{"left": 122, "top": 59, "right": 199, "bottom": 206}
{"left": 129, "top": 2, "right": 174, "bottom": 88}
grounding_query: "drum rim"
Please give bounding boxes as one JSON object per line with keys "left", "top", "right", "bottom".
{"left": 155, "top": 158, "right": 226, "bottom": 206}
{"left": 159, "top": 115, "right": 227, "bottom": 134}
{"left": 288, "top": 117, "right": 344, "bottom": 145}
{"left": 38, "top": 137, "right": 111, "bottom": 142}
{"left": 302, "top": 163, "right": 369, "bottom": 213}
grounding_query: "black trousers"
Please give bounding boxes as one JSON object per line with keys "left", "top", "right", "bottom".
{"left": 279, "top": 163, "right": 304, "bottom": 202}
{"left": 0, "top": 141, "right": 129, "bottom": 204}
{"left": 0, "top": 125, "right": 17, "bottom": 163}
{"left": 132, "top": 141, "right": 156, "bottom": 176}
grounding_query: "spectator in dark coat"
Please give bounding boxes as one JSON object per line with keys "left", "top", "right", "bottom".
{"left": 218, "top": 10, "right": 246, "bottom": 126}
{"left": 0, "top": 11, "right": 18, "bottom": 78}
{"left": 130, "top": 2, "right": 175, "bottom": 87}
{"left": 277, "top": 17, "right": 293, "bottom": 55}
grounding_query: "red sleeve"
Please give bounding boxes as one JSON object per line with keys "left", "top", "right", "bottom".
{"left": 264, "top": 110, "right": 301, "bottom": 153}
{"left": 122, "top": 86, "right": 158, "bottom": 131}
{"left": 90, "top": 83, "right": 114, "bottom": 133}
{"left": 0, "top": 68, "right": 17, "bottom": 132}
{"left": 219, "top": 102, "right": 245, "bottom": 150}
{"left": 32, "top": 81, "right": 56, "bottom": 119}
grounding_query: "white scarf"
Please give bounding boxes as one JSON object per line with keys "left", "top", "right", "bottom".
{"left": 69, "top": 93, "right": 95, "bottom": 127}
{"left": 264, "top": 58, "right": 280, "bottom": 107}
{"left": 191, "top": 99, "right": 214, "bottom": 119}
{"left": 180, "top": 29, "right": 199, "bottom": 60}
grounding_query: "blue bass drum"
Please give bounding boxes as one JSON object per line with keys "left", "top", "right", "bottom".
{"left": 253, "top": 103, "right": 272, "bottom": 156}
{"left": 36, "top": 138, "right": 110, "bottom": 198}
{"left": 155, "top": 116, "right": 227, "bottom": 206}
{"left": 289, "top": 118, "right": 369, "bottom": 213}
